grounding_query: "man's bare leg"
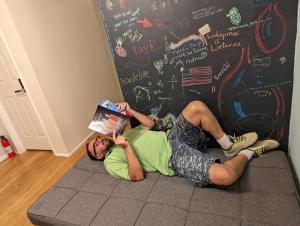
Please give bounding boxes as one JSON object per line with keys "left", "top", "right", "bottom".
{"left": 181, "top": 100, "right": 258, "bottom": 157}
{"left": 180, "top": 101, "right": 279, "bottom": 186}
{"left": 209, "top": 138, "right": 280, "bottom": 185}
{"left": 209, "top": 154, "right": 249, "bottom": 185}
{"left": 181, "top": 100, "right": 225, "bottom": 140}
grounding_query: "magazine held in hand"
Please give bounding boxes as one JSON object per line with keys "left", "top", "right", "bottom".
{"left": 88, "top": 99, "right": 130, "bottom": 136}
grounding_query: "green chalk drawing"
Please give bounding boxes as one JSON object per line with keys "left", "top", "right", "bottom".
{"left": 227, "top": 7, "right": 241, "bottom": 25}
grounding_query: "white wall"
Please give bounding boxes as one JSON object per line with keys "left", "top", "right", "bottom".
{"left": 289, "top": 2, "right": 300, "bottom": 189}
{"left": 3, "top": 0, "right": 122, "bottom": 154}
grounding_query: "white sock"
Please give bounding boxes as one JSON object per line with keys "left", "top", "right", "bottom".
{"left": 238, "top": 149, "right": 254, "bottom": 161}
{"left": 217, "top": 134, "right": 233, "bottom": 150}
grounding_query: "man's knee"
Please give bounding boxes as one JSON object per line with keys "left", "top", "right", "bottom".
{"left": 185, "top": 101, "right": 208, "bottom": 114}
{"left": 209, "top": 164, "right": 235, "bottom": 186}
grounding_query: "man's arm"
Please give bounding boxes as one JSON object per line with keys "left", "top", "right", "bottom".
{"left": 117, "top": 102, "right": 155, "bottom": 129}
{"left": 112, "top": 132, "right": 144, "bottom": 181}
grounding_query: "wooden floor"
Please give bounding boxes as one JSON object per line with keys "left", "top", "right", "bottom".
{"left": 0, "top": 145, "right": 86, "bottom": 226}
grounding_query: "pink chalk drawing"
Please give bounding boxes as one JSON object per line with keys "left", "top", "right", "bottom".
{"left": 170, "top": 24, "right": 211, "bottom": 50}
{"left": 137, "top": 18, "right": 153, "bottom": 28}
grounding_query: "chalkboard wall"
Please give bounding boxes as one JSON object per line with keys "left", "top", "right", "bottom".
{"left": 98, "top": 0, "right": 298, "bottom": 150}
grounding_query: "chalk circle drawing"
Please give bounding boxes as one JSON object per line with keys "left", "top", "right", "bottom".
{"left": 154, "top": 60, "right": 164, "bottom": 74}
{"left": 234, "top": 113, "right": 275, "bottom": 138}
{"left": 133, "top": 86, "right": 151, "bottom": 103}
{"left": 201, "top": 51, "right": 208, "bottom": 58}
{"left": 127, "top": 86, "right": 154, "bottom": 111}
{"left": 115, "top": 37, "right": 127, "bottom": 57}
{"left": 279, "top": 56, "right": 287, "bottom": 64}
{"left": 255, "top": 2, "right": 287, "bottom": 54}
{"left": 227, "top": 7, "right": 242, "bottom": 26}
{"left": 217, "top": 46, "right": 287, "bottom": 141}
{"left": 220, "top": 82, "right": 250, "bottom": 107}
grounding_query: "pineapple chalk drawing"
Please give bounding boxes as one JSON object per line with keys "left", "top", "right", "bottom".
{"left": 115, "top": 37, "right": 127, "bottom": 57}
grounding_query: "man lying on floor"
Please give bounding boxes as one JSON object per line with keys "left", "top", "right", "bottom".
{"left": 86, "top": 101, "right": 279, "bottom": 187}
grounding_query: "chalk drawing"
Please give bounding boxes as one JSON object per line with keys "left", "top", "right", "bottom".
{"left": 170, "top": 35, "right": 201, "bottom": 50}
{"left": 154, "top": 60, "right": 164, "bottom": 74}
{"left": 158, "top": 80, "right": 164, "bottom": 88}
{"left": 167, "top": 75, "right": 178, "bottom": 90}
{"left": 214, "top": 62, "right": 231, "bottom": 80}
{"left": 234, "top": 101, "right": 246, "bottom": 118}
{"left": 133, "top": 86, "right": 151, "bottom": 103}
{"left": 198, "top": 24, "right": 211, "bottom": 46}
{"left": 227, "top": 7, "right": 242, "bottom": 26}
{"left": 192, "top": 5, "right": 224, "bottom": 20}
{"left": 212, "top": 86, "right": 216, "bottom": 94}
{"left": 255, "top": 2, "right": 287, "bottom": 54}
{"left": 170, "top": 24, "right": 211, "bottom": 49}
{"left": 105, "top": 0, "right": 113, "bottom": 10}
{"left": 188, "top": 90, "right": 201, "bottom": 95}
{"left": 181, "top": 66, "right": 212, "bottom": 86}
{"left": 119, "top": 0, "right": 127, "bottom": 9}
{"left": 233, "top": 69, "right": 246, "bottom": 87}
{"left": 122, "top": 28, "right": 143, "bottom": 42}
{"left": 115, "top": 37, "right": 127, "bottom": 57}
{"left": 253, "top": 56, "right": 272, "bottom": 67}
{"left": 137, "top": 18, "right": 153, "bottom": 28}
{"left": 279, "top": 57, "right": 287, "bottom": 64}
{"left": 149, "top": 97, "right": 174, "bottom": 116}
{"left": 175, "top": 60, "right": 184, "bottom": 68}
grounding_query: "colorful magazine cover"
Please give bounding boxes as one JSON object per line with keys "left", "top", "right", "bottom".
{"left": 88, "top": 99, "right": 130, "bottom": 136}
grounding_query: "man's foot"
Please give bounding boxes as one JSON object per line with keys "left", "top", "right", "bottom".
{"left": 223, "top": 132, "right": 258, "bottom": 157}
{"left": 248, "top": 139, "right": 280, "bottom": 157}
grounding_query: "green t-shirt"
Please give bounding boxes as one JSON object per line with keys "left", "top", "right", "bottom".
{"left": 104, "top": 126, "right": 174, "bottom": 180}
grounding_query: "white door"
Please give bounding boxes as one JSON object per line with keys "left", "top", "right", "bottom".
{"left": 0, "top": 33, "right": 51, "bottom": 150}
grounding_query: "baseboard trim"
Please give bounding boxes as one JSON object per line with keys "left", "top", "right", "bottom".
{"left": 287, "top": 154, "right": 300, "bottom": 205}
{"left": 0, "top": 153, "right": 8, "bottom": 162}
{"left": 53, "top": 131, "right": 95, "bottom": 157}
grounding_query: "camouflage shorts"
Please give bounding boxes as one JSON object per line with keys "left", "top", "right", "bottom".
{"left": 168, "top": 114, "right": 219, "bottom": 187}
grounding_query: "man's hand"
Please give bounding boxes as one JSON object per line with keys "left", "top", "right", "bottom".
{"left": 116, "top": 102, "right": 133, "bottom": 115}
{"left": 112, "top": 131, "right": 144, "bottom": 182}
{"left": 112, "top": 131, "right": 129, "bottom": 149}
{"left": 117, "top": 102, "right": 155, "bottom": 129}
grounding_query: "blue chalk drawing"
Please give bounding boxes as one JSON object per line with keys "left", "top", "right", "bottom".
{"left": 234, "top": 101, "right": 246, "bottom": 118}
{"left": 267, "top": 21, "right": 272, "bottom": 37}
{"left": 256, "top": 80, "right": 263, "bottom": 85}
{"left": 233, "top": 69, "right": 246, "bottom": 87}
